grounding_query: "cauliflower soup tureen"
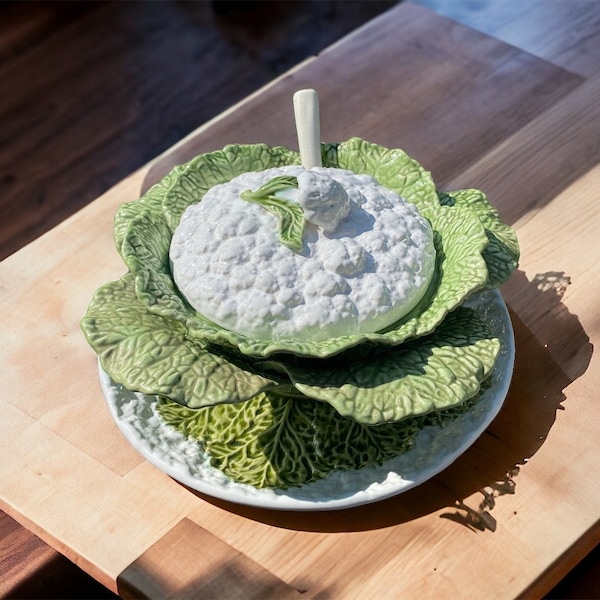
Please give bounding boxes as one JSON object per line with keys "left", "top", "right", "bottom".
{"left": 170, "top": 166, "right": 436, "bottom": 342}
{"left": 81, "top": 90, "right": 519, "bottom": 493}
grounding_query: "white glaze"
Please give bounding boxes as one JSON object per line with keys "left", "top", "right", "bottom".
{"left": 293, "top": 89, "right": 322, "bottom": 169}
{"left": 295, "top": 169, "right": 351, "bottom": 232}
{"left": 169, "top": 166, "right": 435, "bottom": 341}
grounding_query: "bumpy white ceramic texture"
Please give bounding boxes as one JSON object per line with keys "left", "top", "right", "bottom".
{"left": 170, "top": 165, "right": 435, "bottom": 342}
{"left": 99, "top": 290, "right": 514, "bottom": 511}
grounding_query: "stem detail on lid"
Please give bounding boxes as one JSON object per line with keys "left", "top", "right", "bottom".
{"left": 294, "top": 89, "right": 323, "bottom": 169}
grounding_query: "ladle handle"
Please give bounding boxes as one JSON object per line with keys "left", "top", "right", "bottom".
{"left": 293, "top": 89, "right": 322, "bottom": 169}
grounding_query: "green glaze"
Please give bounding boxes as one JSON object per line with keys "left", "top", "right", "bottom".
{"left": 156, "top": 386, "right": 484, "bottom": 489}
{"left": 240, "top": 175, "right": 304, "bottom": 251}
{"left": 81, "top": 138, "right": 520, "bottom": 487}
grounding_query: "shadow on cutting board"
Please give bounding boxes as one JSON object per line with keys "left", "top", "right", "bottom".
{"left": 187, "top": 268, "right": 592, "bottom": 534}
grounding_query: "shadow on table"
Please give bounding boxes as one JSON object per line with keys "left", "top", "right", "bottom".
{"left": 5, "top": 552, "right": 118, "bottom": 600}
{"left": 117, "top": 517, "right": 311, "bottom": 600}
{"left": 190, "top": 268, "right": 592, "bottom": 534}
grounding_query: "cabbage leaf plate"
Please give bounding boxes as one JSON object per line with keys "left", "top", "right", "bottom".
{"left": 98, "top": 290, "right": 514, "bottom": 511}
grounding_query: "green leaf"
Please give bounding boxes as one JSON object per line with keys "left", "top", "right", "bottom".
{"left": 161, "top": 144, "right": 301, "bottom": 232}
{"left": 330, "top": 137, "right": 440, "bottom": 212}
{"left": 241, "top": 174, "right": 299, "bottom": 200}
{"left": 156, "top": 385, "right": 485, "bottom": 489}
{"left": 114, "top": 163, "right": 186, "bottom": 252}
{"left": 80, "top": 274, "right": 278, "bottom": 407}
{"left": 283, "top": 307, "right": 500, "bottom": 425}
{"left": 120, "top": 209, "right": 194, "bottom": 324}
{"left": 443, "top": 189, "right": 520, "bottom": 288}
{"left": 240, "top": 175, "right": 305, "bottom": 251}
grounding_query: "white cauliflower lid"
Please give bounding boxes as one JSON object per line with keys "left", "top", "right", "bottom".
{"left": 169, "top": 166, "right": 436, "bottom": 342}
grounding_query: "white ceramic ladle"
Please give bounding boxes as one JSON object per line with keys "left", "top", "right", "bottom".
{"left": 293, "top": 89, "right": 323, "bottom": 169}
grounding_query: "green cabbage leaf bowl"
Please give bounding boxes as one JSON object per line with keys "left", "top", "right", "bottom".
{"left": 81, "top": 138, "right": 519, "bottom": 489}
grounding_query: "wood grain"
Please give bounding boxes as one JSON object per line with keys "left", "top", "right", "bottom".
{"left": 445, "top": 75, "right": 600, "bottom": 228}
{"left": 0, "top": 511, "right": 117, "bottom": 599}
{"left": 414, "top": 0, "right": 600, "bottom": 78}
{"left": 0, "top": 512, "right": 59, "bottom": 599}
{"left": 143, "top": 3, "right": 583, "bottom": 187}
{"left": 117, "top": 518, "right": 302, "bottom": 599}
{"left": 0, "top": 3, "right": 396, "bottom": 595}
{"left": 0, "top": 0, "right": 397, "bottom": 261}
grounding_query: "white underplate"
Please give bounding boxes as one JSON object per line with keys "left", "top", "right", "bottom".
{"left": 99, "top": 290, "right": 514, "bottom": 511}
